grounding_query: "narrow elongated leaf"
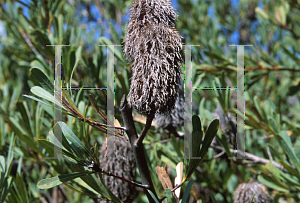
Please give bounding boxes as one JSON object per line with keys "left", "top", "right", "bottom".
{"left": 257, "top": 174, "right": 289, "bottom": 192}
{"left": 209, "top": 192, "right": 217, "bottom": 203}
{"left": 30, "top": 67, "right": 54, "bottom": 93}
{"left": 37, "top": 171, "right": 94, "bottom": 189}
{"left": 198, "top": 119, "right": 219, "bottom": 160}
{"left": 16, "top": 101, "right": 33, "bottom": 137}
{"left": 30, "top": 86, "right": 66, "bottom": 110}
{"left": 275, "top": 131, "right": 300, "bottom": 172}
{"left": 181, "top": 180, "right": 193, "bottom": 203}
{"left": 4, "top": 117, "right": 40, "bottom": 153}
{"left": 15, "top": 173, "right": 29, "bottom": 203}
{"left": 39, "top": 139, "right": 80, "bottom": 164}
{"left": 58, "top": 122, "right": 91, "bottom": 159}
{"left": 147, "top": 190, "right": 159, "bottom": 203}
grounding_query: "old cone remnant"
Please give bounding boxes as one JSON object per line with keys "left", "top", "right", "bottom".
{"left": 99, "top": 136, "right": 136, "bottom": 203}
{"left": 124, "top": 0, "right": 183, "bottom": 115}
{"left": 234, "top": 179, "right": 273, "bottom": 203}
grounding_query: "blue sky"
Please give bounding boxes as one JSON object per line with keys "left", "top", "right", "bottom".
{"left": 9, "top": 0, "right": 241, "bottom": 45}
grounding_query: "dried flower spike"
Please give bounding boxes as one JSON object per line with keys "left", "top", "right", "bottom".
{"left": 234, "top": 179, "right": 273, "bottom": 203}
{"left": 124, "top": 0, "right": 183, "bottom": 115}
{"left": 98, "top": 136, "right": 136, "bottom": 203}
{"left": 154, "top": 77, "right": 184, "bottom": 131}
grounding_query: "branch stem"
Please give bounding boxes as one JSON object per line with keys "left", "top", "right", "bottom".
{"left": 119, "top": 95, "right": 159, "bottom": 203}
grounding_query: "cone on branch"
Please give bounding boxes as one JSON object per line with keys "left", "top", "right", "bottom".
{"left": 124, "top": 0, "right": 183, "bottom": 116}
{"left": 211, "top": 104, "right": 236, "bottom": 148}
{"left": 234, "top": 179, "right": 273, "bottom": 203}
{"left": 154, "top": 77, "right": 184, "bottom": 134}
{"left": 98, "top": 136, "right": 136, "bottom": 203}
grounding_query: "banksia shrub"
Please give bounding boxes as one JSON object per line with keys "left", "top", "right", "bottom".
{"left": 98, "top": 136, "right": 136, "bottom": 203}
{"left": 154, "top": 77, "right": 184, "bottom": 131}
{"left": 124, "top": 0, "right": 183, "bottom": 115}
{"left": 234, "top": 180, "right": 273, "bottom": 203}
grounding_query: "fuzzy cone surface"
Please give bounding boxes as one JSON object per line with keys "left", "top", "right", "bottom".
{"left": 234, "top": 180, "right": 273, "bottom": 203}
{"left": 154, "top": 77, "right": 184, "bottom": 130}
{"left": 124, "top": 0, "right": 183, "bottom": 115}
{"left": 98, "top": 136, "right": 136, "bottom": 203}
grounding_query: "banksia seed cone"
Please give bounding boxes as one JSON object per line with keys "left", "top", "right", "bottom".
{"left": 234, "top": 180, "right": 273, "bottom": 203}
{"left": 211, "top": 104, "right": 236, "bottom": 147}
{"left": 124, "top": 0, "right": 183, "bottom": 115}
{"left": 154, "top": 77, "right": 184, "bottom": 131}
{"left": 98, "top": 136, "right": 136, "bottom": 203}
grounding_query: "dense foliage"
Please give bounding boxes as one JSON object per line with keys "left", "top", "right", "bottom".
{"left": 0, "top": 0, "right": 300, "bottom": 202}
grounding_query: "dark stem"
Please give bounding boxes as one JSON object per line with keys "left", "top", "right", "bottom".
{"left": 136, "top": 113, "right": 155, "bottom": 146}
{"left": 119, "top": 95, "right": 159, "bottom": 203}
{"left": 171, "top": 182, "right": 185, "bottom": 193}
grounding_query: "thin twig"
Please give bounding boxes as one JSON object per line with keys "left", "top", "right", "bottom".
{"left": 171, "top": 182, "right": 185, "bottom": 193}
{"left": 136, "top": 113, "right": 155, "bottom": 146}
{"left": 210, "top": 145, "right": 286, "bottom": 172}
{"left": 18, "top": 28, "right": 40, "bottom": 56}
{"left": 202, "top": 150, "right": 226, "bottom": 162}
{"left": 263, "top": 135, "right": 274, "bottom": 162}
{"left": 92, "top": 165, "right": 150, "bottom": 189}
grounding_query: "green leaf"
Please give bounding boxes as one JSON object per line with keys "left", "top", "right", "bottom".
{"left": 255, "top": 7, "right": 269, "bottom": 20}
{"left": 171, "top": 135, "right": 183, "bottom": 158}
{"left": 204, "top": 51, "right": 227, "bottom": 62}
{"left": 181, "top": 180, "right": 193, "bottom": 203}
{"left": 275, "top": 131, "right": 300, "bottom": 172}
{"left": 70, "top": 164, "right": 123, "bottom": 203}
{"left": 264, "top": 162, "right": 300, "bottom": 189}
{"left": 279, "top": 160, "right": 300, "bottom": 180}
{"left": 4, "top": 117, "right": 40, "bottom": 153}
{"left": 250, "top": 193, "right": 255, "bottom": 203}
{"left": 163, "top": 189, "right": 176, "bottom": 203}
{"left": 185, "top": 117, "right": 219, "bottom": 179}
{"left": 37, "top": 171, "right": 94, "bottom": 189}
{"left": 209, "top": 192, "right": 217, "bottom": 203}
{"left": 254, "top": 96, "right": 266, "bottom": 122}
{"left": 16, "top": 101, "right": 33, "bottom": 137}
{"left": 198, "top": 119, "right": 219, "bottom": 161}
{"left": 30, "top": 86, "right": 66, "bottom": 110}
{"left": 15, "top": 173, "right": 29, "bottom": 203}
{"left": 257, "top": 174, "right": 289, "bottom": 192}
{"left": 30, "top": 67, "right": 54, "bottom": 93}
{"left": 268, "top": 116, "right": 279, "bottom": 134}
{"left": 58, "top": 122, "right": 91, "bottom": 159}
{"left": 217, "top": 134, "right": 232, "bottom": 157}
{"left": 147, "top": 190, "right": 159, "bottom": 203}
{"left": 99, "top": 37, "right": 126, "bottom": 65}
{"left": 109, "top": 23, "right": 120, "bottom": 44}
{"left": 192, "top": 115, "right": 202, "bottom": 132}
{"left": 39, "top": 139, "right": 80, "bottom": 164}
{"left": 23, "top": 95, "right": 69, "bottom": 115}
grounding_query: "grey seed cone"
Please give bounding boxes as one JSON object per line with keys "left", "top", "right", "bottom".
{"left": 154, "top": 77, "right": 184, "bottom": 130}
{"left": 124, "top": 0, "right": 183, "bottom": 115}
{"left": 234, "top": 181, "right": 273, "bottom": 203}
{"left": 98, "top": 136, "right": 136, "bottom": 203}
{"left": 211, "top": 104, "right": 236, "bottom": 147}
